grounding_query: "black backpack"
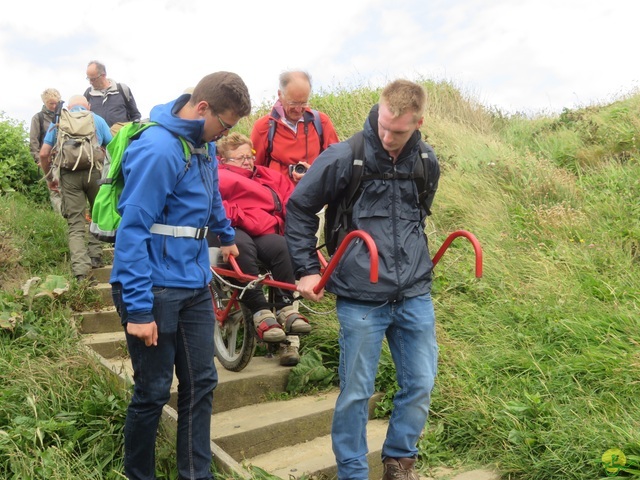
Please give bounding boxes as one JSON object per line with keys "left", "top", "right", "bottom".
{"left": 323, "top": 131, "right": 439, "bottom": 255}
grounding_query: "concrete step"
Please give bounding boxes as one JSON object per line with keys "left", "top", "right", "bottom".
{"left": 94, "top": 282, "right": 113, "bottom": 305}
{"left": 81, "top": 331, "right": 127, "bottom": 358}
{"left": 77, "top": 307, "right": 121, "bottom": 334}
{"left": 212, "top": 389, "right": 385, "bottom": 466}
{"left": 91, "top": 339, "right": 290, "bottom": 415}
{"left": 211, "top": 390, "right": 339, "bottom": 460}
{"left": 248, "top": 418, "right": 389, "bottom": 479}
{"left": 92, "top": 266, "right": 111, "bottom": 284}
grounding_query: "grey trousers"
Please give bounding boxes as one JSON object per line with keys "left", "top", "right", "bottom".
{"left": 59, "top": 168, "right": 103, "bottom": 277}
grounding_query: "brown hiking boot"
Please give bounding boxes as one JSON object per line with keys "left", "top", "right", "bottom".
{"left": 279, "top": 335, "right": 300, "bottom": 366}
{"left": 382, "top": 457, "right": 419, "bottom": 480}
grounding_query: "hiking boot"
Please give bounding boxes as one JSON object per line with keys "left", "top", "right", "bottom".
{"left": 279, "top": 335, "right": 300, "bottom": 366}
{"left": 90, "top": 256, "right": 104, "bottom": 269}
{"left": 253, "top": 310, "right": 286, "bottom": 343}
{"left": 382, "top": 457, "right": 419, "bottom": 480}
{"left": 276, "top": 305, "right": 311, "bottom": 335}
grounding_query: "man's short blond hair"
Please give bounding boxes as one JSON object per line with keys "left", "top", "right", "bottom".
{"left": 41, "top": 88, "right": 61, "bottom": 104}
{"left": 380, "top": 79, "right": 426, "bottom": 121}
{"left": 216, "top": 132, "right": 253, "bottom": 159}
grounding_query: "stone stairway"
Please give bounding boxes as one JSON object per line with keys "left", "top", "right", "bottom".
{"left": 76, "top": 261, "right": 498, "bottom": 480}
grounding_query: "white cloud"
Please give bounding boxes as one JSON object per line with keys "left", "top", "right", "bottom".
{"left": 1, "top": 0, "right": 639, "bottom": 128}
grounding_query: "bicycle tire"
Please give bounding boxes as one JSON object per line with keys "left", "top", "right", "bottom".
{"left": 210, "top": 277, "right": 257, "bottom": 372}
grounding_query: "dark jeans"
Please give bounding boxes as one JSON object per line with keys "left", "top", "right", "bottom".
{"left": 112, "top": 284, "right": 217, "bottom": 480}
{"left": 208, "top": 229, "right": 295, "bottom": 313}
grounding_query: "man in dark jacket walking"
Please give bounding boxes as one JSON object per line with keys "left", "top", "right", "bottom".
{"left": 84, "top": 60, "right": 141, "bottom": 127}
{"left": 285, "top": 79, "right": 440, "bottom": 480}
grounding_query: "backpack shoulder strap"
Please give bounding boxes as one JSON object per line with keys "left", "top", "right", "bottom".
{"left": 322, "top": 130, "right": 366, "bottom": 254}
{"left": 308, "top": 109, "right": 324, "bottom": 151}
{"left": 344, "top": 130, "right": 366, "bottom": 207}
{"left": 265, "top": 108, "right": 281, "bottom": 168}
{"left": 37, "top": 111, "right": 46, "bottom": 146}
{"left": 83, "top": 87, "right": 91, "bottom": 102}
{"left": 416, "top": 140, "right": 439, "bottom": 215}
{"left": 116, "top": 83, "right": 134, "bottom": 121}
{"left": 116, "top": 83, "right": 132, "bottom": 104}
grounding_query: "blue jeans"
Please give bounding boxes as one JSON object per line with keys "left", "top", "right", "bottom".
{"left": 112, "top": 284, "right": 217, "bottom": 480}
{"left": 332, "top": 294, "right": 438, "bottom": 480}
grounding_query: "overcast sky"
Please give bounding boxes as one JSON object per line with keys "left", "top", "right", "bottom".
{"left": 1, "top": 0, "right": 638, "bottom": 128}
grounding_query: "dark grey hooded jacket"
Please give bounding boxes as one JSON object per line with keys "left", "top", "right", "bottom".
{"left": 285, "top": 104, "right": 440, "bottom": 302}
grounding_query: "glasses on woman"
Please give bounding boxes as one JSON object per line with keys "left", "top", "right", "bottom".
{"left": 227, "top": 155, "right": 255, "bottom": 163}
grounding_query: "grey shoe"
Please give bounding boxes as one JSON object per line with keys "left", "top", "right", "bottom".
{"left": 381, "top": 457, "right": 419, "bottom": 480}
{"left": 253, "top": 310, "right": 286, "bottom": 343}
{"left": 276, "top": 305, "right": 311, "bottom": 335}
{"left": 90, "top": 256, "right": 104, "bottom": 269}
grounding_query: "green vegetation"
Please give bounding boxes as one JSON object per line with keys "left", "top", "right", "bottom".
{"left": 1, "top": 80, "right": 639, "bottom": 479}
{"left": 0, "top": 113, "right": 49, "bottom": 205}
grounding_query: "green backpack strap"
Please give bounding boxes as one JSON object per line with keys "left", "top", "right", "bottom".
{"left": 181, "top": 139, "right": 208, "bottom": 160}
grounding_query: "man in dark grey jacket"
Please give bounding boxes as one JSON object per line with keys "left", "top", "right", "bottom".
{"left": 285, "top": 79, "right": 440, "bottom": 480}
{"left": 84, "top": 60, "right": 141, "bottom": 127}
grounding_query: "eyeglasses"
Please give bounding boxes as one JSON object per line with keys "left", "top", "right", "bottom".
{"left": 284, "top": 100, "right": 309, "bottom": 108}
{"left": 227, "top": 155, "right": 255, "bottom": 163}
{"left": 86, "top": 73, "right": 104, "bottom": 81}
{"left": 217, "top": 114, "right": 235, "bottom": 133}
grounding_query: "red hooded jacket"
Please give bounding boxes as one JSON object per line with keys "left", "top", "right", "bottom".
{"left": 217, "top": 163, "right": 294, "bottom": 236}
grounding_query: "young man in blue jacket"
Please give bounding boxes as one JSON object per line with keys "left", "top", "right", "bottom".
{"left": 110, "top": 71, "right": 250, "bottom": 480}
{"left": 285, "top": 79, "right": 440, "bottom": 480}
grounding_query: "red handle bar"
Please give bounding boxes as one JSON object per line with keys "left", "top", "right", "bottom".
{"left": 313, "top": 230, "right": 379, "bottom": 294}
{"left": 215, "top": 229, "right": 480, "bottom": 296}
{"left": 214, "top": 229, "right": 379, "bottom": 294}
{"left": 431, "top": 230, "right": 483, "bottom": 278}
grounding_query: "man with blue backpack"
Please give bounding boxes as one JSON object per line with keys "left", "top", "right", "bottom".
{"left": 109, "top": 71, "right": 251, "bottom": 480}
{"left": 39, "top": 94, "right": 112, "bottom": 283}
{"left": 250, "top": 70, "right": 339, "bottom": 185}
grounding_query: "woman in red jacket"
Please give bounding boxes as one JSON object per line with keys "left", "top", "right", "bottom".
{"left": 211, "top": 132, "right": 310, "bottom": 366}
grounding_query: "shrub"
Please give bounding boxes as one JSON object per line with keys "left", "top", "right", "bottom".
{"left": 0, "top": 113, "right": 49, "bottom": 204}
